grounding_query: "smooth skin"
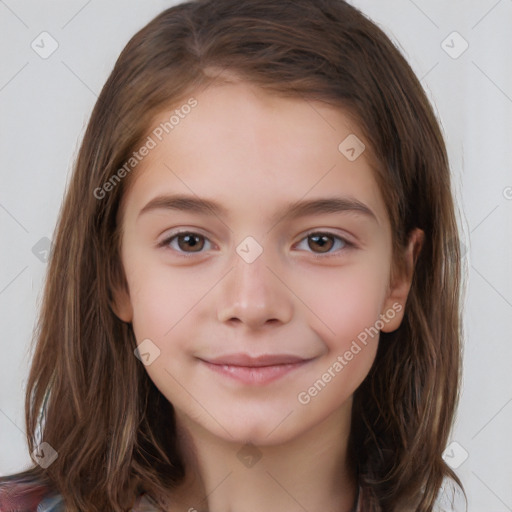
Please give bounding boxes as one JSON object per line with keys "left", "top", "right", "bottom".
{"left": 113, "top": 80, "right": 423, "bottom": 512}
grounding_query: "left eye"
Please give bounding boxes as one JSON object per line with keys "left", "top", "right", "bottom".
{"left": 160, "top": 232, "right": 213, "bottom": 254}
{"left": 295, "top": 232, "right": 351, "bottom": 256}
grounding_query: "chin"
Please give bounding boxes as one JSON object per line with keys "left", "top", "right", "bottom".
{"left": 219, "top": 423, "right": 295, "bottom": 447}
{"left": 199, "top": 405, "right": 311, "bottom": 447}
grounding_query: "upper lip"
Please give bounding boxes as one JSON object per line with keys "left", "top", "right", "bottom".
{"left": 200, "top": 353, "right": 310, "bottom": 367}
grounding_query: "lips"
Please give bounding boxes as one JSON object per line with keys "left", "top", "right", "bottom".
{"left": 202, "top": 353, "right": 309, "bottom": 367}
{"left": 198, "top": 353, "right": 313, "bottom": 385}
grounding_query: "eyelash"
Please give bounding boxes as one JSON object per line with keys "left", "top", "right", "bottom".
{"left": 158, "top": 230, "right": 355, "bottom": 259}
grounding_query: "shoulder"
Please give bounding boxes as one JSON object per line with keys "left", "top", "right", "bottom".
{"left": 0, "top": 477, "right": 163, "bottom": 512}
{"left": 432, "top": 476, "right": 467, "bottom": 512}
{"left": 0, "top": 475, "right": 64, "bottom": 512}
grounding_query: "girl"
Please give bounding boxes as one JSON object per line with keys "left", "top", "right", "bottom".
{"left": 0, "top": 0, "right": 466, "bottom": 510}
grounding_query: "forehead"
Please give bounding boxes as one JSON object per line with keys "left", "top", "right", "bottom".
{"left": 119, "top": 81, "right": 388, "bottom": 228}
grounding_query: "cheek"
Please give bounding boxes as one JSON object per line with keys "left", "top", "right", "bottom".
{"left": 292, "top": 260, "right": 391, "bottom": 398}
{"left": 290, "top": 266, "right": 387, "bottom": 414}
{"left": 124, "top": 249, "right": 213, "bottom": 342}
{"left": 296, "top": 259, "right": 390, "bottom": 345}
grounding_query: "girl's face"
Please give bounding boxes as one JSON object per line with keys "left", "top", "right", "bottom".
{"left": 113, "top": 81, "right": 414, "bottom": 445}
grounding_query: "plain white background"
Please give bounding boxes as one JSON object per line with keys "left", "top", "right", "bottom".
{"left": 0, "top": 0, "right": 511, "bottom": 510}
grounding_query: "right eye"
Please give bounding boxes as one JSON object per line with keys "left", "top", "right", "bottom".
{"left": 158, "top": 231, "right": 214, "bottom": 256}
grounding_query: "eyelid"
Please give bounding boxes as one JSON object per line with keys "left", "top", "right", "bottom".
{"left": 293, "top": 230, "right": 356, "bottom": 258}
{"left": 298, "top": 228, "right": 357, "bottom": 245}
{"left": 158, "top": 227, "right": 207, "bottom": 241}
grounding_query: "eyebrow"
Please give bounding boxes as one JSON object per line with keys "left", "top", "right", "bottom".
{"left": 137, "top": 193, "right": 378, "bottom": 225}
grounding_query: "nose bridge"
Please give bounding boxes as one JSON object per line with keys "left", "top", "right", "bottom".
{"left": 216, "top": 239, "right": 293, "bottom": 328}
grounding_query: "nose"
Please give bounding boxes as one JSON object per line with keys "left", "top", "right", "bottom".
{"left": 216, "top": 248, "right": 294, "bottom": 331}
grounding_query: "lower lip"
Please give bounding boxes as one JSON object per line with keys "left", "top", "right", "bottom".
{"left": 201, "top": 360, "right": 310, "bottom": 385}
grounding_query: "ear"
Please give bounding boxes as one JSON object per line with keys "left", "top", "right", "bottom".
{"left": 380, "top": 228, "right": 424, "bottom": 333}
{"left": 110, "top": 284, "right": 133, "bottom": 324}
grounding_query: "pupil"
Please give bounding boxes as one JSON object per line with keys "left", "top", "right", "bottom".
{"left": 310, "top": 234, "right": 332, "bottom": 253}
{"left": 180, "top": 234, "right": 203, "bottom": 252}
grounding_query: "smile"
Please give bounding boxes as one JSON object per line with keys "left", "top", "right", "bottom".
{"left": 198, "top": 353, "right": 313, "bottom": 385}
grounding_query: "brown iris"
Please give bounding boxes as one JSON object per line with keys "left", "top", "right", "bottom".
{"left": 176, "top": 233, "right": 205, "bottom": 252}
{"left": 307, "top": 233, "right": 334, "bottom": 253}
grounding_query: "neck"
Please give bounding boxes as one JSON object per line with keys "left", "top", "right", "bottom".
{"left": 165, "top": 401, "right": 358, "bottom": 512}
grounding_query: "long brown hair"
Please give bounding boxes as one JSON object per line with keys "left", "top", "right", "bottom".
{"left": 1, "top": 0, "right": 464, "bottom": 510}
